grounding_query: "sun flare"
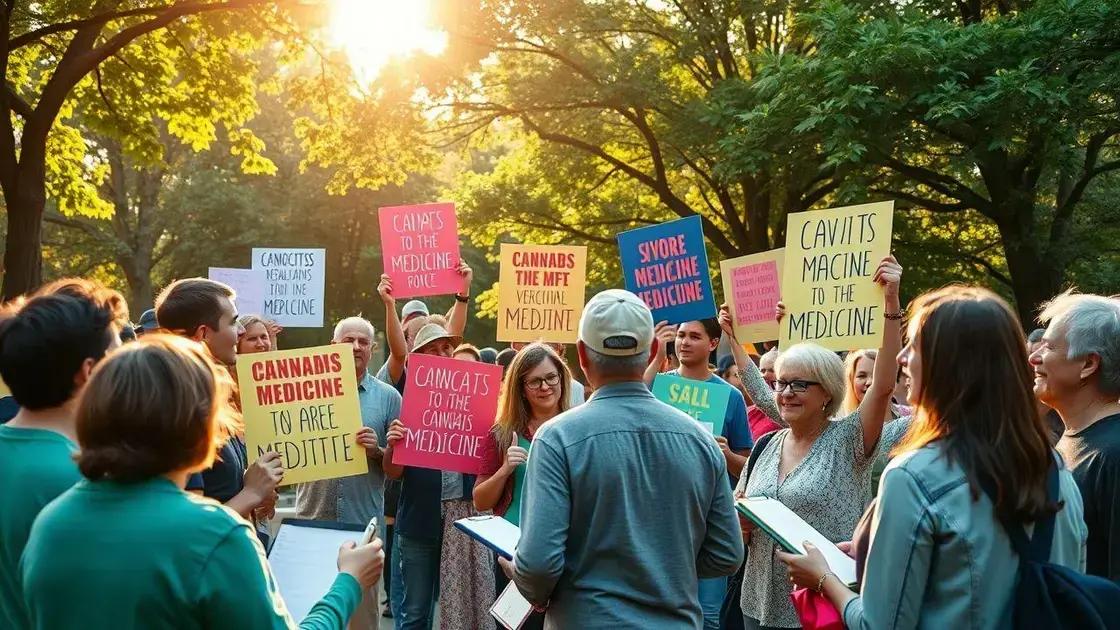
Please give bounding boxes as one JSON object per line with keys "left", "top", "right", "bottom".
{"left": 328, "top": 0, "right": 448, "bottom": 82}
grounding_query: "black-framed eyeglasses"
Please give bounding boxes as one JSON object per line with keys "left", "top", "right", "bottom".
{"left": 773, "top": 379, "right": 820, "bottom": 394}
{"left": 524, "top": 373, "right": 561, "bottom": 391}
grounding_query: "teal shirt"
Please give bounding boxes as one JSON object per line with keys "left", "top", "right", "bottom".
{"left": 505, "top": 434, "right": 532, "bottom": 527}
{"left": 0, "top": 425, "right": 80, "bottom": 629}
{"left": 21, "top": 477, "right": 361, "bottom": 630}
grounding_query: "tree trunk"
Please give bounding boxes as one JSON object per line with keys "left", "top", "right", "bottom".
{"left": 996, "top": 206, "right": 1064, "bottom": 329}
{"left": 1, "top": 167, "right": 47, "bottom": 299}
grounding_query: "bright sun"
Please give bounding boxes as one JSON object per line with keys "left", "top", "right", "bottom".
{"left": 328, "top": 0, "right": 448, "bottom": 82}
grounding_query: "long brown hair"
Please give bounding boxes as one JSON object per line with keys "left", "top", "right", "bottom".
{"left": 493, "top": 343, "right": 572, "bottom": 455}
{"left": 895, "top": 286, "right": 1058, "bottom": 524}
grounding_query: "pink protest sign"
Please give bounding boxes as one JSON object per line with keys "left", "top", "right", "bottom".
{"left": 392, "top": 354, "right": 502, "bottom": 474}
{"left": 719, "top": 248, "right": 784, "bottom": 344}
{"left": 732, "top": 261, "right": 781, "bottom": 324}
{"left": 378, "top": 202, "right": 461, "bottom": 299}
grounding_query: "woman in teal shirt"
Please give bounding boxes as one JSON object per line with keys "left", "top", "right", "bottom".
{"left": 21, "top": 335, "right": 384, "bottom": 630}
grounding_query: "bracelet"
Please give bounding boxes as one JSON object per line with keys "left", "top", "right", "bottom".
{"left": 815, "top": 571, "right": 836, "bottom": 594}
{"left": 455, "top": 293, "right": 470, "bottom": 303}
{"left": 883, "top": 309, "right": 906, "bottom": 321}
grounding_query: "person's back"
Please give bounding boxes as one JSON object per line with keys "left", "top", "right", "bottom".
{"left": 849, "top": 444, "right": 1087, "bottom": 629}
{"left": 0, "top": 426, "right": 80, "bottom": 628}
{"left": 518, "top": 384, "right": 741, "bottom": 628}
{"left": 23, "top": 478, "right": 274, "bottom": 630}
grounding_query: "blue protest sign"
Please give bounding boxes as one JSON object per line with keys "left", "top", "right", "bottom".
{"left": 617, "top": 215, "right": 716, "bottom": 324}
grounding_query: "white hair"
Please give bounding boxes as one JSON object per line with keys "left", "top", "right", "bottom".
{"left": 775, "top": 343, "right": 846, "bottom": 418}
{"left": 1039, "top": 291, "right": 1120, "bottom": 396}
{"left": 583, "top": 345, "right": 650, "bottom": 379}
{"left": 332, "top": 316, "right": 376, "bottom": 342}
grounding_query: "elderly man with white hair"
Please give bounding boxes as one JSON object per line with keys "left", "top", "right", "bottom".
{"left": 296, "top": 315, "right": 403, "bottom": 628}
{"left": 1030, "top": 290, "right": 1120, "bottom": 582}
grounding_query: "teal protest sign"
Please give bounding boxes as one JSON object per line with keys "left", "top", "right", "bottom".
{"left": 652, "top": 374, "right": 731, "bottom": 435}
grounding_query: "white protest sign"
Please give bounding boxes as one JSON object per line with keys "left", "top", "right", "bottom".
{"left": 208, "top": 267, "right": 266, "bottom": 317}
{"left": 251, "top": 248, "right": 326, "bottom": 328}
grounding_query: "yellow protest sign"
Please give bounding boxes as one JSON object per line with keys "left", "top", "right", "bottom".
{"left": 497, "top": 244, "right": 588, "bottom": 344}
{"left": 779, "top": 201, "right": 894, "bottom": 351}
{"left": 720, "top": 248, "right": 784, "bottom": 345}
{"left": 236, "top": 344, "right": 367, "bottom": 485}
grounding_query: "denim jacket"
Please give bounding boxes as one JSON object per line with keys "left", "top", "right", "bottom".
{"left": 843, "top": 444, "right": 1088, "bottom": 629}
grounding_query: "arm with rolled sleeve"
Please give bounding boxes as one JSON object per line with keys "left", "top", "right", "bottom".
{"left": 512, "top": 436, "right": 570, "bottom": 607}
{"left": 842, "top": 466, "right": 934, "bottom": 630}
{"left": 697, "top": 453, "right": 745, "bottom": 578}
{"left": 196, "top": 524, "right": 361, "bottom": 630}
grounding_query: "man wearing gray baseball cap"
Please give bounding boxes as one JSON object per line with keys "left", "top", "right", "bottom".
{"left": 508, "top": 289, "right": 743, "bottom": 628}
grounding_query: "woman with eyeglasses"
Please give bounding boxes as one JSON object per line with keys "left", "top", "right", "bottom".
{"left": 719, "top": 255, "right": 903, "bottom": 630}
{"left": 474, "top": 343, "right": 572, "bottom": 629}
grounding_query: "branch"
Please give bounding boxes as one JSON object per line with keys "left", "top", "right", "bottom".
{"left": 871, "top": 188, "right": 968, "bottom": 214}
{"left": 3, "top": 82, "right": 31, "bottom": 118}
{"left": 9, "top": 3, "right": 190, "bottom": 50}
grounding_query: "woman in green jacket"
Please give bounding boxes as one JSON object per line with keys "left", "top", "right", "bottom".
{"left": 21, "top": 334, "right": 383, "bottom": 630}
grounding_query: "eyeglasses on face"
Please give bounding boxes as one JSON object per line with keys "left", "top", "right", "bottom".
{"left": 524, "top": 373, "right": 561, "bottom": 391}
{"left": 772, "top": 379, "right": 820, "bottom": 394}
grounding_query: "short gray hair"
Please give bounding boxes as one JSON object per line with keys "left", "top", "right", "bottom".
{"left": 776, "top": 343, "right": 846, "bottom": 418}
{"left": 1039, "top": 291, "right": 1120, "bottom": 396}
{"left": 583, "top": 345, "right": 650, "bottom": 379}
{"left": 332, "top": 316, "right": 376, "bottom": 342}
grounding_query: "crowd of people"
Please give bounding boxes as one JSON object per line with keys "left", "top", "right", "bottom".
{"left": 0, "top": 251, "right": 1118, "bottom": 630}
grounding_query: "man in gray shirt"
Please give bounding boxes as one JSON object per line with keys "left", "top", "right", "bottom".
{"left": 509, "top": 289, "right": 744, "bottom": 629}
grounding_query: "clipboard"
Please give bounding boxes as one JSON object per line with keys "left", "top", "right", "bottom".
{"left": 267, "top": 518, "right": 366, "bottom": 621}
{"left": 454, "top": 515, "right": 521, "bottom": 560}
{"left": 736, "top": 497, "right": 858, "bottom": 587}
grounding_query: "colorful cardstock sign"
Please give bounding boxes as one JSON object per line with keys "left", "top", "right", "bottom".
{"left": 720, "top": 249, "right": 784, "bottom": 345}
{"left": 392, "top": 354, "right": 502, "bottom": 474}
{"left": 497, "top": 244, "right": 588, "bottom": 344}
{"left": 779, "top": 202, "right": 894, "bottom": 351}
{"left": 379, "top": 202, "right": 461, "bottom": 299}
{"left": 237, "top": 344, "right": 367, "bottom": 486}
{"left": 251, "top": 248, "right": 326, "bottom": 328}
{"left": 208, "top": 267, "right": 266, "bottom": 318}
{"left": 652, "top": 374, "right": 731, "bottom": 435}
{"left": 617, "top": 215, "right": 716, "bottom": 324}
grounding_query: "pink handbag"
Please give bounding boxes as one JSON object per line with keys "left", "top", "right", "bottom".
{"left": 790, "top": 587, "right": 844, "bottom": 630}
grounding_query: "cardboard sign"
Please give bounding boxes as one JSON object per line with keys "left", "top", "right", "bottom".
{"left": 720, "top": 249, "right": 784, "bottom": 345}
{"left": 617, "top": 215, "right": 716, "bottom": 324}
{"left": 237, "top": 344, "right": 367, "bottom": 485}
{"left": 379, "top": 202, "right": 461, "bottom": 299}
{"left": 497, "top": 244, "right": 587, "bottom": 344}
{"left": 208, "top": 267, "right": 266, "bottom": 317}
{"left": 251, "top": 248, "right": 326, "bottom": 328}
{"left": 779, "top": 202, "right": 894, "bottom": 351}
{"left": 392, "top": 354, "right": 502, "bottom": 474}
{"left": 651, "top": 373, "right": 731, "bottom": 435}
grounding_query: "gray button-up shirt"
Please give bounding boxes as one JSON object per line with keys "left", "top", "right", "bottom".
{"left": 296, "top": 371, "right": 402, "bottom": 525}
{"left": 512, "top": 381, "right": 743, "bottom": 629}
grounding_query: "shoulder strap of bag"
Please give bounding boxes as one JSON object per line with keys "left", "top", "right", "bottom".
{"left": 745, "top": 430, "right": 776, "bottom": 483}
{"left": 977, "top": 463, "right": 1060, "bottom": 563}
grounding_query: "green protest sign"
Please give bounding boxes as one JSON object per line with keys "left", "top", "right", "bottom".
{"left": 652, "top": 374, "right": 731, "bottom": 435}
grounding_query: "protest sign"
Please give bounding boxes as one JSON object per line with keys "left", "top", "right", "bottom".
{"left": 379, "top": 202, "right": 461, "bottom": 299}
{"left": 497, "top": 244, "right": 587, "bottom": 344}
{"left": 251, "top": 248, "right": 326, "bottom": 328}
{"left": 392, "top": 354, "right": 502, "bottom": 474}
{"left": 208, "top": 267, "right": 266, "bottom": 317}
{"left": 720, "top": 248, "right": 784, "bottom": 344}
{"left": 617, "top": 215, "right": 716, "bottom": 324}
{"left": 651, "top": 373, "right": 731, "bottom": 435}
{"left": 237, "top": 344, "right": 366, "bottom": 485}
{"left": 779, "top": 202, "right": 894, "bottom": 351}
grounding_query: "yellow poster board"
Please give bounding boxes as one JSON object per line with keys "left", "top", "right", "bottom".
{"left": 779, "top": 202, "right": 894, "bottom": 351}
{"left": 720, "top": 248, "right": 784, "bottom": 345}
{"left": 236, "top": 344, "right": 367, "bottom": 486}
{"left": 0, "top": 376, "right": 9, "bottom": 397}
{"left": 497, "top": 244, "right": 588, "bottom": 344}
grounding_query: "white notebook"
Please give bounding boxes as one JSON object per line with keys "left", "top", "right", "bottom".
{"left": 736, "top": 496, "right": 858, "bottom": 586}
